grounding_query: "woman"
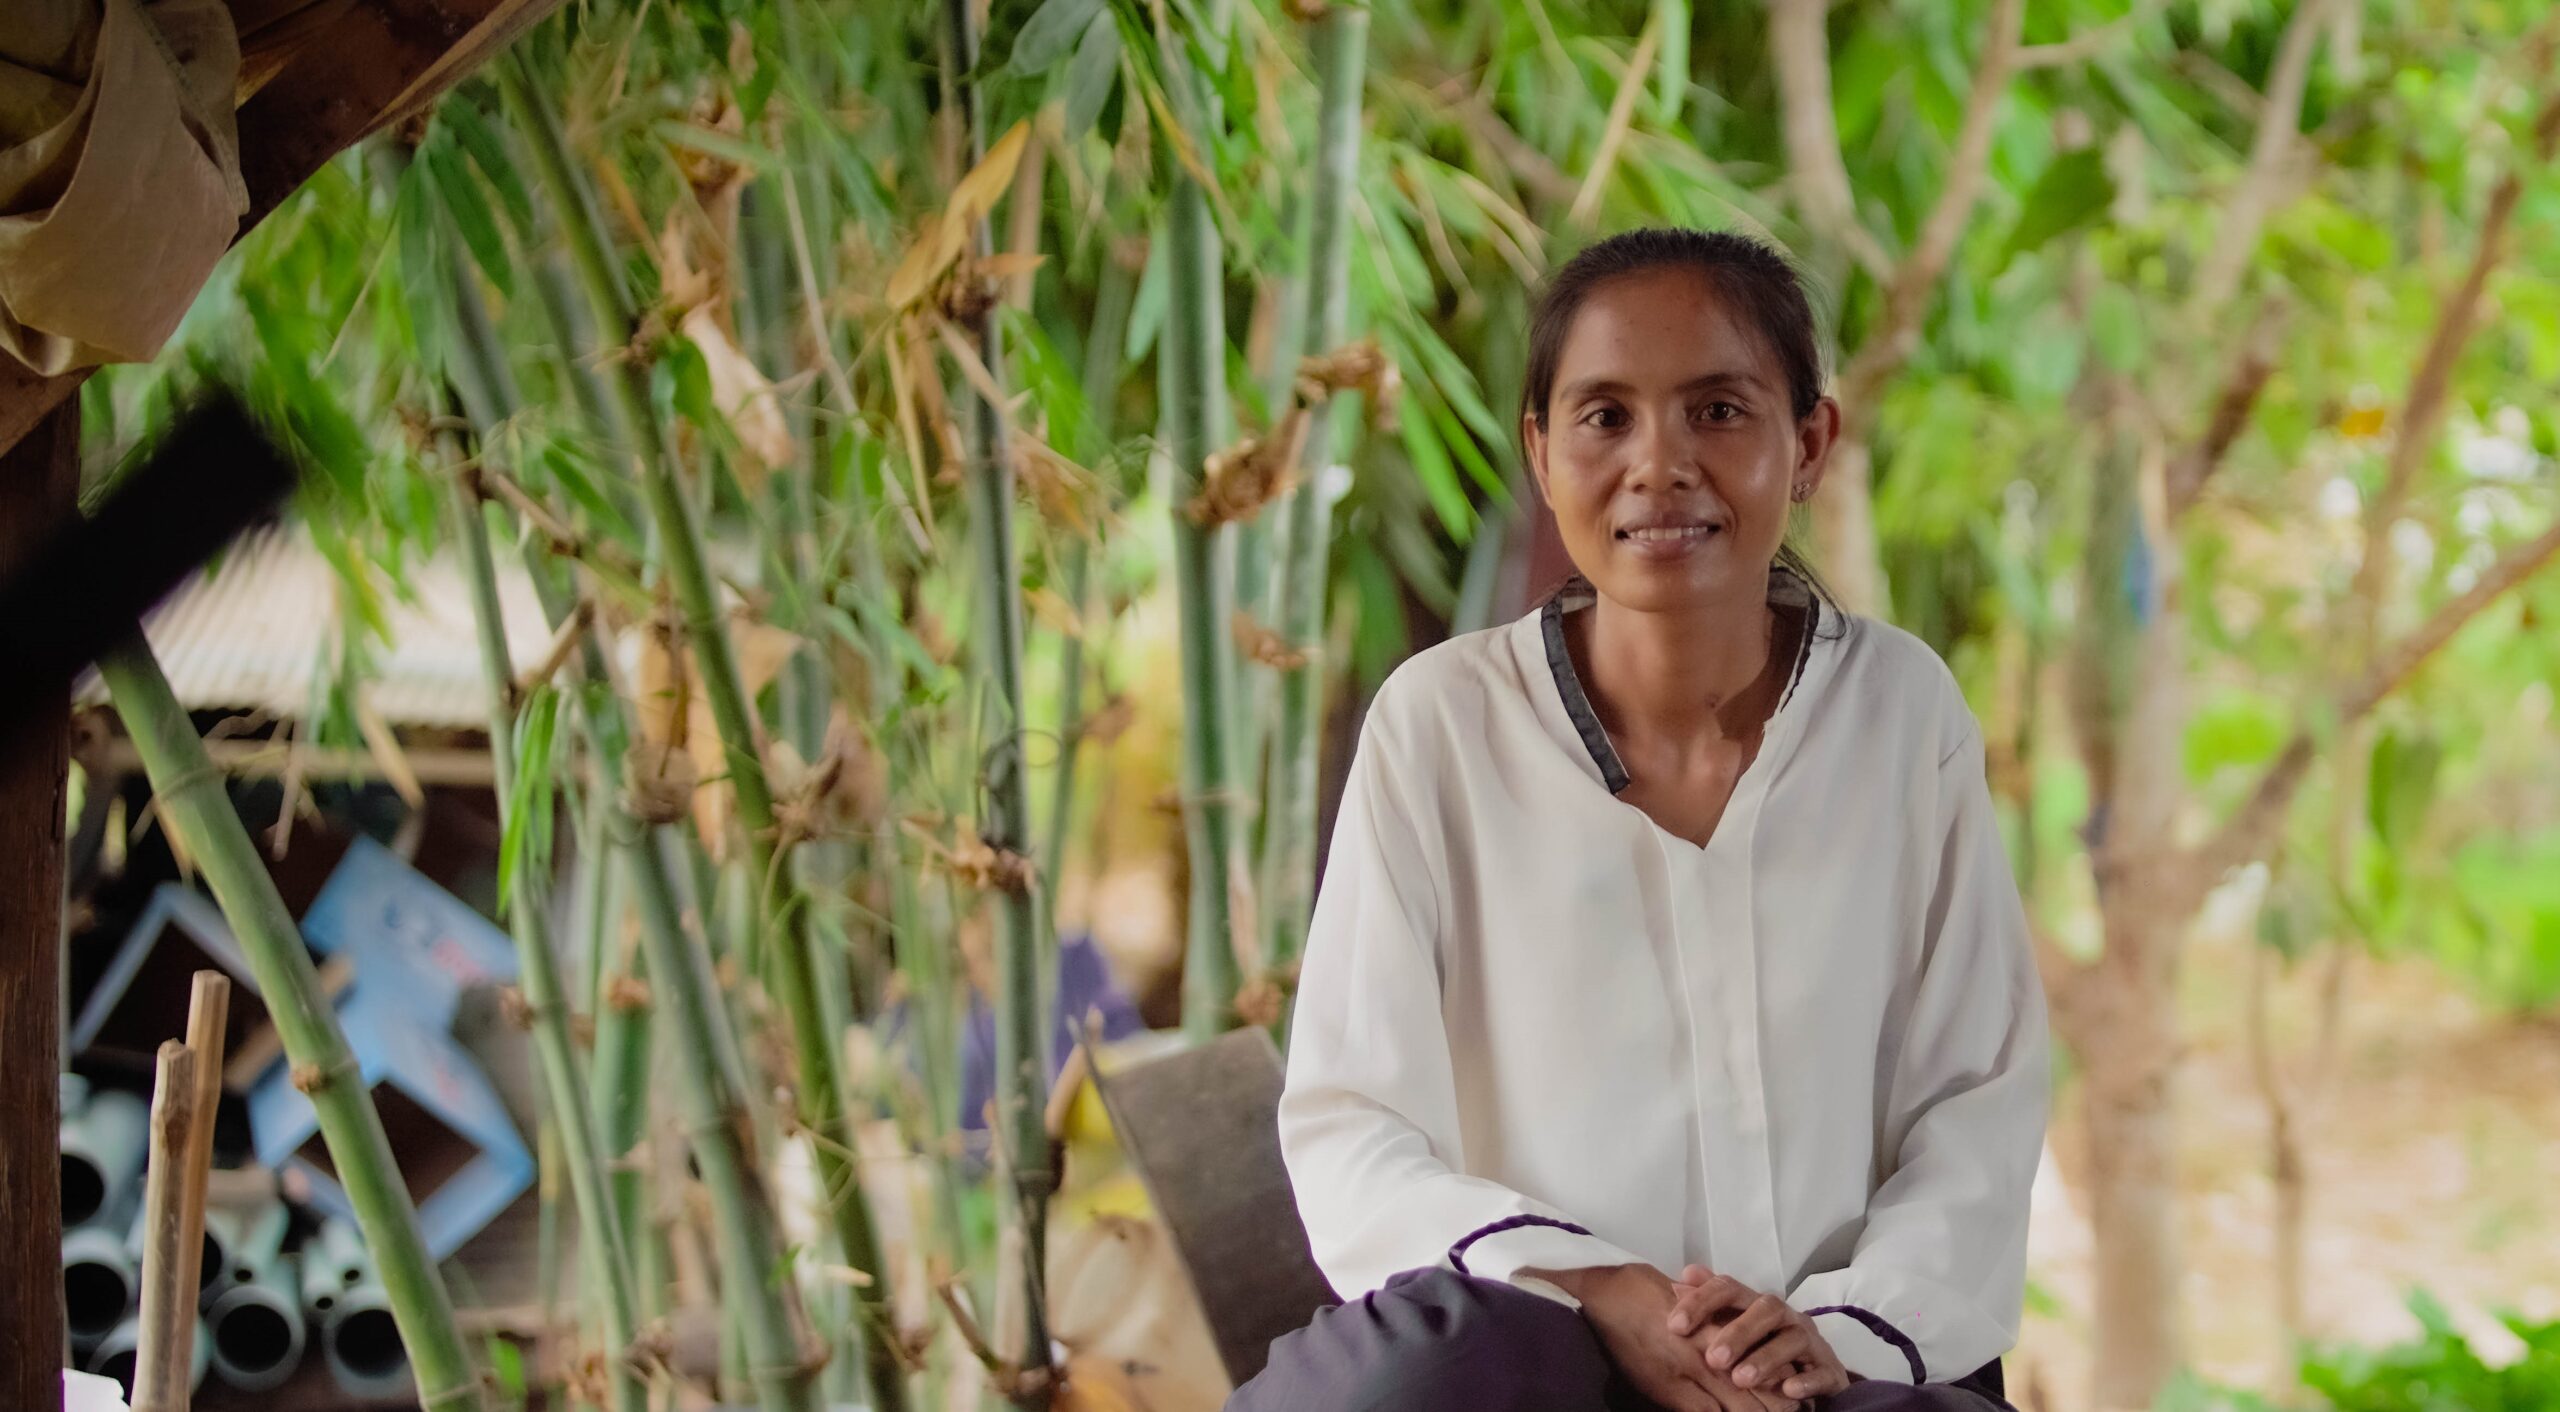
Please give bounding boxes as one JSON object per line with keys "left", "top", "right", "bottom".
{"left": 1230, "top": 229, "right": 2048, "bottom": 1412}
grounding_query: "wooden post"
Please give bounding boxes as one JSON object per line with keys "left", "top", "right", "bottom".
{"left": 172, "top": 975, "right": 230, "bottom": 1384}
{"left": 0, "top": 400, "right": 76, "bottom": 1409}
{"left": 133, "top": 1040, "right": 201, "bottom": 1412}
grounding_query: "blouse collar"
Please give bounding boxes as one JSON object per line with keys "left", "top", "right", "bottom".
{"left": 1536, "top": 568, "right": 1825, "bottom": 797}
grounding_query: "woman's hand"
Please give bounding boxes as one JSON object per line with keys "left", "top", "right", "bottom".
{"left": 1531, "top": 1264, "right": 1804, "bottom": 1412}
{"left": 1665, "top": 1267, "right": 1854, "bottom": 1403}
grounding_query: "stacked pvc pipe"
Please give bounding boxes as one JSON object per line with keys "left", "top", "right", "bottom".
{"left": 86, "top": 1312, "right": 210, "bottom": 1397}
{"left": 206, "top": 1251, "right": 306, "bottom": 1392}
{"left": 58, "top": 1082, "right": 148, "bottom": 1231}
{"left": 60, "top": 1223, "right": 136, "bottom": 1357}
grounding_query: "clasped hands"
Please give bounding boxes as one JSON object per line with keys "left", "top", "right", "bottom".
{"left": 1531, "top": 1263, "right": 1855, "bottom": 1412}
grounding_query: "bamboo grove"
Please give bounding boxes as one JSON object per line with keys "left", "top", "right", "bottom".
{"left": 78, "top": 1, "right": 2560, "bottom": 1409}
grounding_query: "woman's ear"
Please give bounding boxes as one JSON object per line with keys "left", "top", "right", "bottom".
{"left": 1523, "top": 411, "right": 1552, "bottom": 506}
{"left": 1793, "top": 397, "right": 1842, "bottom": 498}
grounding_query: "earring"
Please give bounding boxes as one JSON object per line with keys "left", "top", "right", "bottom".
{"left": 1791, "top": 483, "right": 1811, "bottom": 502}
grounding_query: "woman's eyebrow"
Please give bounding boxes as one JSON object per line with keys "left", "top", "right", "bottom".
{"left": 1557, "top": 370, "right": 1768, "bottom": 402}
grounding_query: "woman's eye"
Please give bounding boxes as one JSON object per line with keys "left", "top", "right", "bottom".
{"left": 1698, "top": 401, "right": 1743, "bottom": 423}
{"left": 1581, "top": 406, "right": 1627, "bottom": 430}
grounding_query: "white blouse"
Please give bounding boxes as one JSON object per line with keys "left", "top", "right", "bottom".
{"left": 1280, "top": 575, "right": 2049, "bottom": 1386}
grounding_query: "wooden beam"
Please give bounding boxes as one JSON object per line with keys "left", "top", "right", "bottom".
{"left": 98, "top": 737, "right": 499, "bottom": 787}
{"left": 0, "top": 402, "right": 77, "bottom": 1404}
{"left": 0, "top": 0, "right": 567, "bottom": 458}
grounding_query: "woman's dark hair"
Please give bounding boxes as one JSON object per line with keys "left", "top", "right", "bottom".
{"left": 1520, "top": 227, "right": 1840, "bottom": 617}
{"left": 1521, "top": 226, "right": 1827, "bottom": 433}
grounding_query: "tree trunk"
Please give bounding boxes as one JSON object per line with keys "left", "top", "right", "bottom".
{"left": 1809, "top": 438, "right": 1887, "bottom": 618}
{"left": 0, "top": 400, "right": 74, "bottom": 1410}
{"left": 2075, "top": 926, "right": 2182, "bottom": 1411}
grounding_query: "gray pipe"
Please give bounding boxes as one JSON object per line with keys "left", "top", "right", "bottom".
{"left": 206, "top": 1252, "right": 306, "bottom": 1392}
{"left": 217, "top": 1197, "right": 290, "bottom": 1288}
{"left": 299, "top": 1216, "right": 366, "bottom": 1319}
{"left": 59, "top": 1087, "right": 148, "bottom": 1230}
{"left": 85, "top": 1312, "right": 211, "bottom": 1397}
{"left": 61, "top": 1222, "right": 137, "bottom": 1354}
{"left": 321, "top": 1281, "right": 411, "bottom": 1399}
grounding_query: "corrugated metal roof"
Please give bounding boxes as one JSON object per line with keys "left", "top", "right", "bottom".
{"left": 79, "top": 526, "right": 555, "bottom": 730}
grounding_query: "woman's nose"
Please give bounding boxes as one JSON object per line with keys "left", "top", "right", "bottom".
{"left": 1623, "top": 414, "right": 1700, "bottom": 491}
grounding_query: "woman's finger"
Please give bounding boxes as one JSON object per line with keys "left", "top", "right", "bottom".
{"left": 1704, "top": 1296, "right": 1793, "bottom": 1371}
{"left": 1730, "top": 1326, "right": 1813, "bottom": 1389}
{"left": 1666, "top": 1275, "right": 1753, "bottom": 1336}
{"left": 1778, "top": 1363, "right": 1852, "bottom": 1401}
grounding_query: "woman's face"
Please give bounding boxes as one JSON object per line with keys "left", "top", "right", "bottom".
{"left": 1524, "top": 266, "right": 1837, "bottom": 615}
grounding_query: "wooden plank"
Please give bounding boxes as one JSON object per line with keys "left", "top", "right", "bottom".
{"left": 1092, "top": 1028, "right": 1338, "bottom": 1386}
{"left": 0, "top": 0, "right": 567, "bottom": 459}
{"left": 0, "top": 402, "right": 77, "bottom": 1409}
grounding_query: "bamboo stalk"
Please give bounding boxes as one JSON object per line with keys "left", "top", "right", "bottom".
{"left": 450, "top": 466, "right": 646, "bottom": 1412}
{"left": 99, "top": 639, "right": 484, "bottom": 1412}
{"left": 132, "top": 1040, "right": 199, "bottom": 1412}
{"left": 940, "top": 0, "right": 1054, "bottom": 1398}
{"left": 498, "top": 56, "right": 904, "bottom": 1412}
{"left": 627, "top": 826, "right": 819, "bottom": 1412}
{"left": 1257, "top": 3, "right": 1370, "bottom": 1010}
{"left": 428, "top": 155, "right": 648, "bottom": 1412}
{"left": 1038, "top": 248, "right": 1140, "bottom": 916}
{"left": 1158, "top": 1, "right": 1249, "bottom": 1041}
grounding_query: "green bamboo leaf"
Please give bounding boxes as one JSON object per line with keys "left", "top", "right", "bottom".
{"left": 426, "top": 137, "right": 515, "bottom": 299}
{"left": 1396, "top": 392, "right": 1473, "bottom": 539}
{"left": 440, "top": 101, "right": 535, "bottom": 240}
{"left": 390, "top": 161, "right": 452, "bottom": 377}
{"left": 498, "top": 687, "right": 562, "bottom": 918}
{"left": 1651, "top": 0, "right": 1689, "bottom": 126}
{"left": 1062, "top": 11, "right": 1123, "bottom": 140}
{"left": 651, "top": 120, "right": 779, "bottom": 174}
{"left": 1010, "top": 0, "right": 1107, "bottom": 74}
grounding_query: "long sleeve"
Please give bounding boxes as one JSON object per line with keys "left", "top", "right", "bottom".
{"left": 1280, "top": 708, "right": 1645, "bottom": 1304}
{"left": 1785, "top": 723, "right": 2051, "bottom": 1385}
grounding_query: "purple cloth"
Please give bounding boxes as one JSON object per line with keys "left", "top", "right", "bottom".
{"left": 1227, "top": 1267, "right": 2013, "bottom": 1412}
{"left": 957, "top": 933, "right": 1143, "bottom": 1135}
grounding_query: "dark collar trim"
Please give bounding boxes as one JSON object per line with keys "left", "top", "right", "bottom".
{"left": 1539, "top": 571, "right": 1823, "bottom": 798}
{"left": 1542, "top": 585, "right": 1632, "bottom": 794}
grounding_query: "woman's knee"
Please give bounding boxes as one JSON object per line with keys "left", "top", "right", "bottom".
{"left": 1230, "top": 1268, "right": 1616, "bottom": 1412}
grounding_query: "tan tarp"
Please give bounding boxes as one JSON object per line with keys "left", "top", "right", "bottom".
{"left": 0, "top": 0, "right": 246, "bottom": 374}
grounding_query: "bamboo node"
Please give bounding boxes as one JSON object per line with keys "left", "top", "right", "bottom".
{"left": 1232, "top": 611, "right": 1311, "bottom": 671}
{"left": 569, "top": 1012, "right": 597, "bottom": 1049}
{"left": 607, "top": 974, "right": 654, "bottom": 1012}
{"left": 288, "top": 1061, "right": 328, "bottom": 1094}
{"left": 624, "top": 738, "right": 700, "bottom": 825}
{"left": 943, "top": 831, "right": 1036, "bottom": 895}
{"left": 1188, "top": 404, "right": 1311, "bottom": 528}
{"left": 1233, "top": 963, "right": 1302, "bottom": 1029}
{"left": 1283, "top": 0, "right": 1332, "bottom": 18}
{"left": 1298, "top": 336, "right": 1403, "bottom": 432}
{"left": 497, "top": 986, "right": 537, "bottom": 1031}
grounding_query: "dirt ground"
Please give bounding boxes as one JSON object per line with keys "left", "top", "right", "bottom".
{"left": 2014, "top": 924, "right": 2560, "bottom": 1407}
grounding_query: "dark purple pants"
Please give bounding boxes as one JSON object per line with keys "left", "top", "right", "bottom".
{"left": 1227, "top": 1268, "right": 2014, "bottom": 1412}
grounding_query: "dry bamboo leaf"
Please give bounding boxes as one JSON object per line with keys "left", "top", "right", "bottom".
{"left": 1027, "top": 586, "right": 1084, "bottom": 640}
{"left": 1231, "top": 611, "right": 1309, "bottom": 671}
{"left": 950, "top": 119, "right": 1035, "bottom": 231}
{"left": 352, "top": 696, "right": 424, "bottom": 808}
{"left": 680, "top": 306, "right": 797, "bottom": 479}
{"left": 1080, "top": 694, "right": 1135, "bottom": 748}
{"left": 1011, "top": 436, "right": 1100, "bottom": 534}
{"left": 887, "top": 120, "right": 1034, "bottom": 312}
{"left": 1189, "top": 405, "right": 1310, "bottom": 527}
